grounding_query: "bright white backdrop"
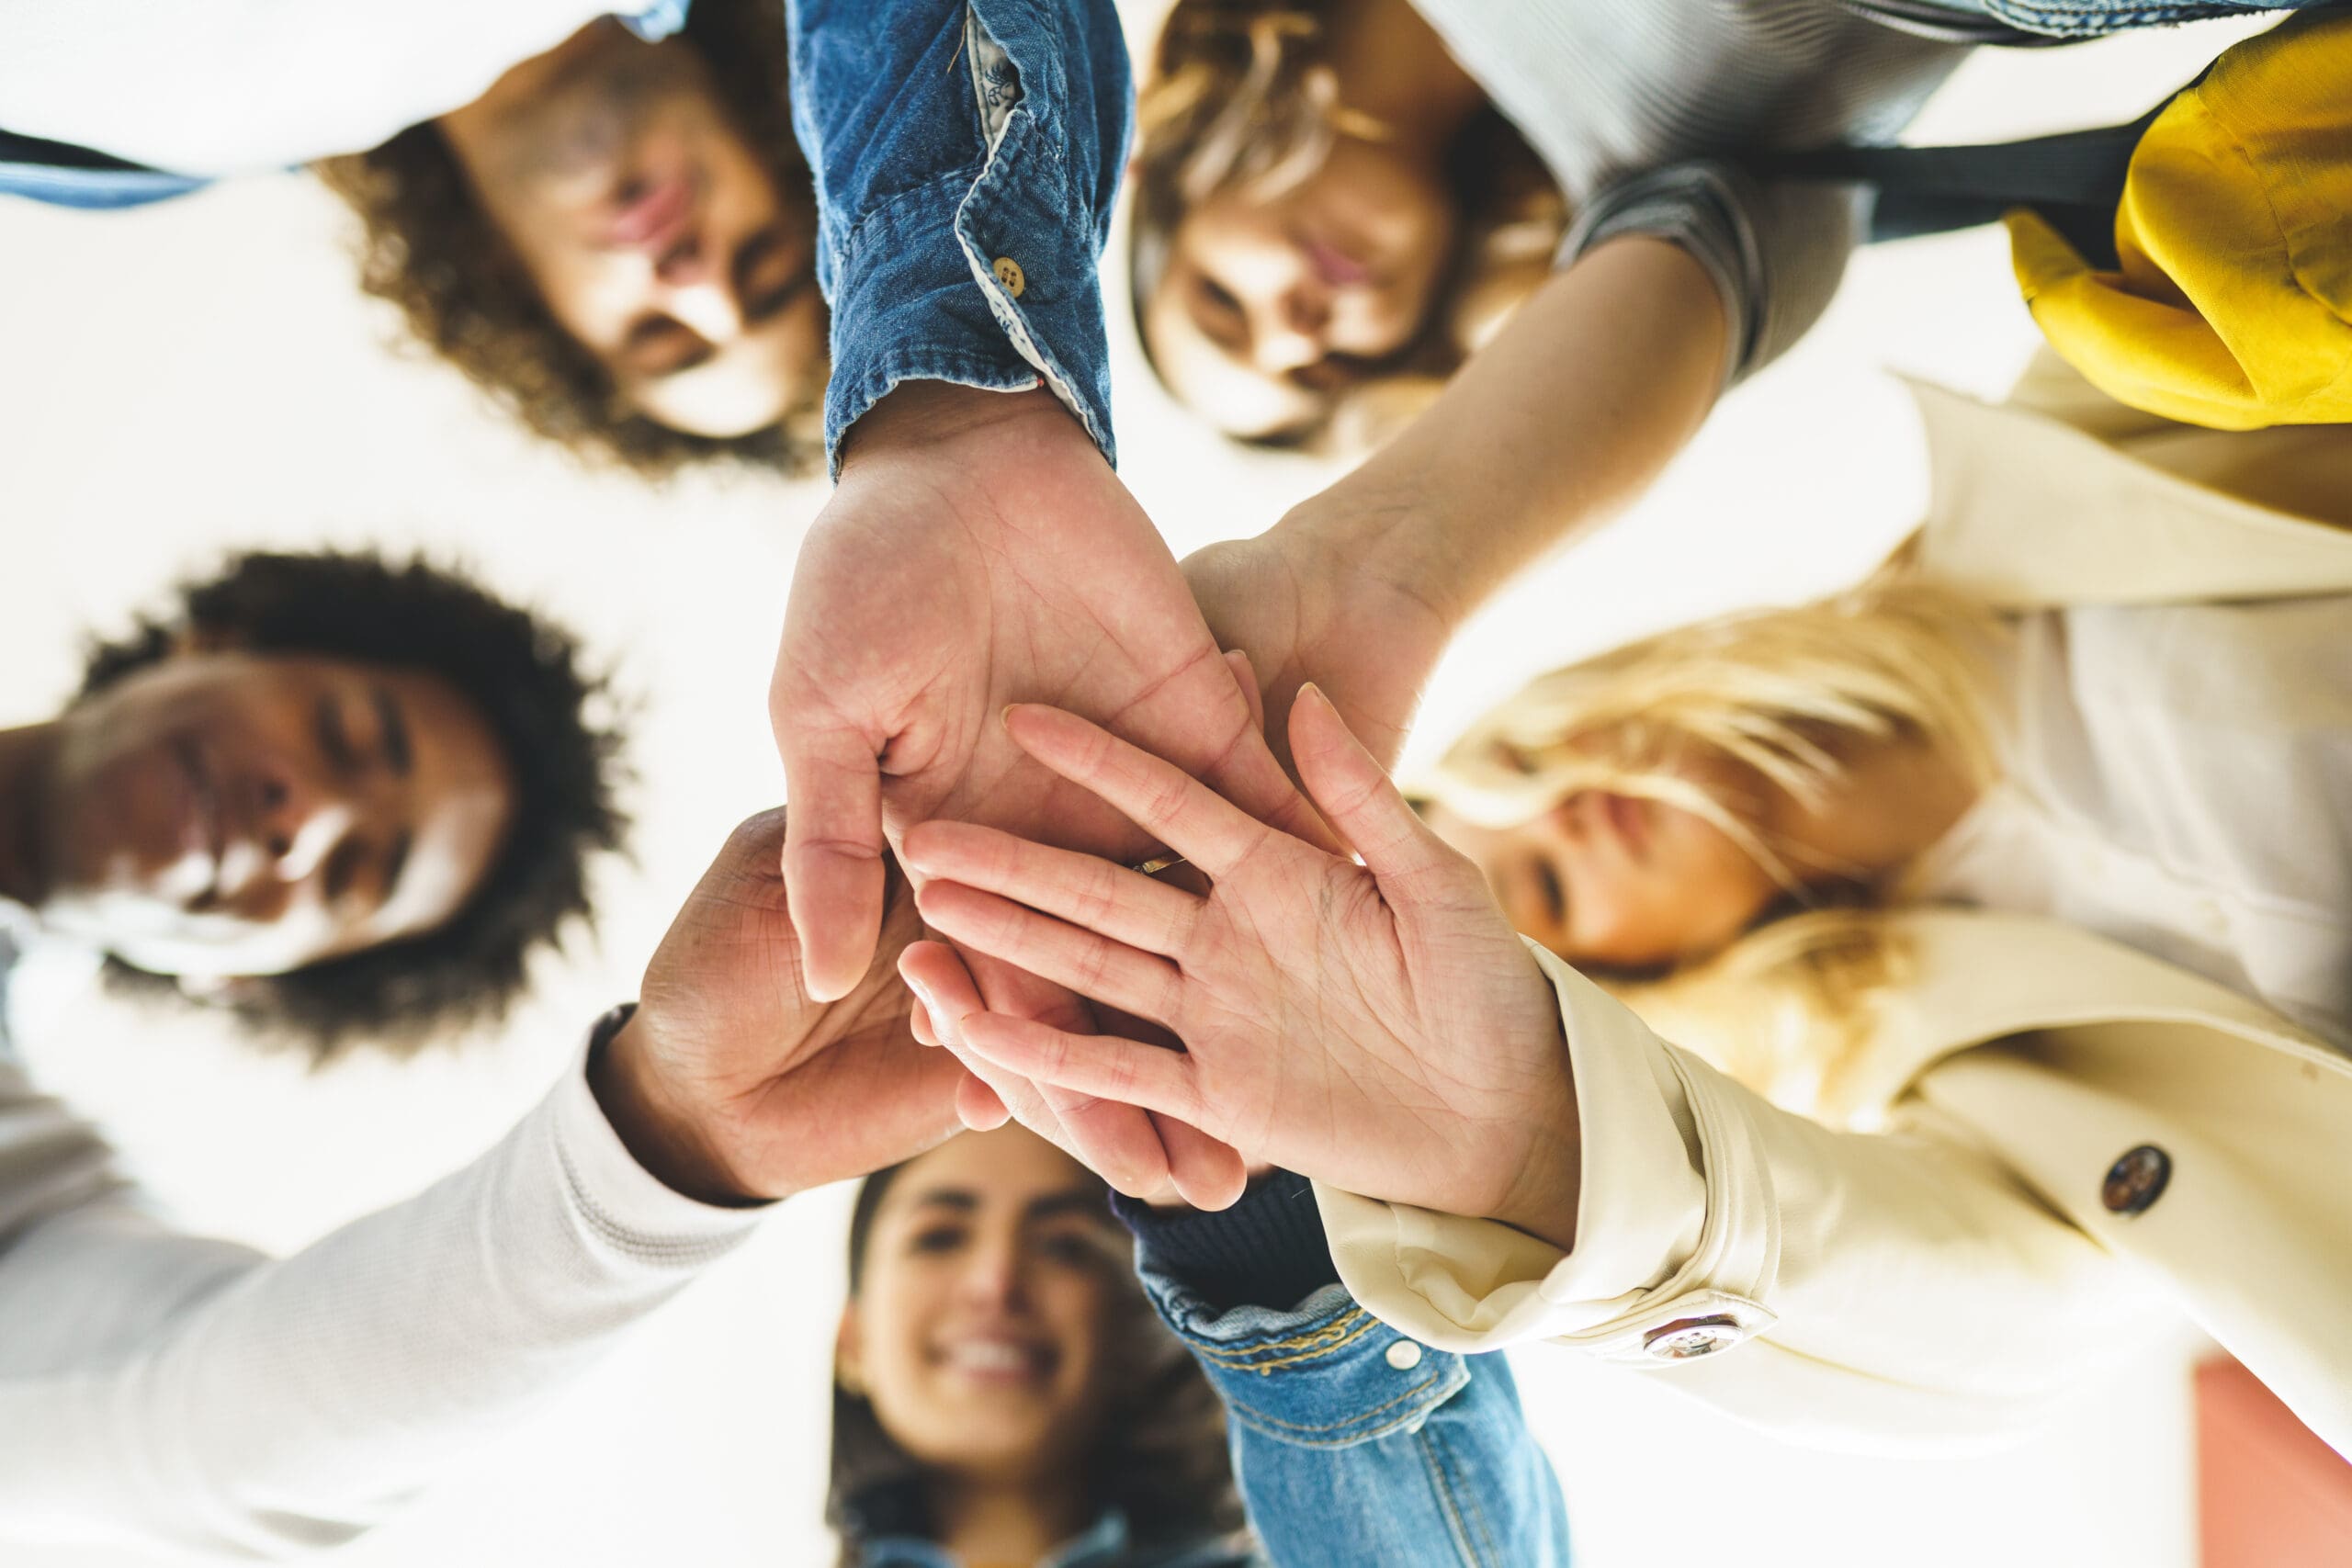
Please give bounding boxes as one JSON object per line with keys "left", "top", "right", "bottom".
{"left": 0, "top": 13, "right": 2259, "bottom": 1566}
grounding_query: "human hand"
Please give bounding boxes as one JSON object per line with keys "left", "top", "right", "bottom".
{"left": 589, "top": 808, "right": 966, "bottom": 1205}
{"left": 1182, "top": 510, "right": 1451, "bottom": 776}
{"left": 769, "top": 384, "right": 1303, "bottom": 1201}
{"left": 899, "top": 688, "right": 1583, "bottom": 1247}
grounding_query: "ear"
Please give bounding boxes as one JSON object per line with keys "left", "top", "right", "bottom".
{"left": 834, "top": 1302, "right": 866, "bottom": 1398}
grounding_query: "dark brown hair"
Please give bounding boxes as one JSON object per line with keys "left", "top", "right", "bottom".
{"left": 826, "top": 1153, "right": 1246, "bottom": 1562}
{"left": 314, "top": 0, "right": 824, "bottom": 479}
{"left": 1129, "top": 0, "right": 1566, "bottom": 452}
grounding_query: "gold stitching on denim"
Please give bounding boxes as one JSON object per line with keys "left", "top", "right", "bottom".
{"left": 1186, "top": 1309, "right": 1378, "bottom": 1372}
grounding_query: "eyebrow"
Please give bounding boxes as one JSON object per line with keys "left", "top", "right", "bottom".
{"left": 372, "top": 686, "right": 412, "bottom": 777}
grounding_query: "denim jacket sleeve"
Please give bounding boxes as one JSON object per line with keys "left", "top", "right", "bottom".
{"left": 786, "top": 0, "right": 1129, "bottom": 472}
{"left": 1123, "top": 1182, "right": 1572, "bottom": 1568}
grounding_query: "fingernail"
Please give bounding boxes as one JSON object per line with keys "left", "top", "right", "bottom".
{"left": 1000, "top": 704, "right": 1019, "bottom": 731}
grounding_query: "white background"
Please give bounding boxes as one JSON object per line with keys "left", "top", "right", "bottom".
{"left": 0, "top": 11, "right": 2263, "bottom": 1566}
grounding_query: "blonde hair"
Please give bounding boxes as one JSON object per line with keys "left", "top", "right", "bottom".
{"left": 1424, "top": 578, "right": 2004, "bottom": 893}
{"left": 1425, "top": 578, "right": 2008, "bottom": 1116}
{"left": 1129, "top": 0, "right": 1567, "bottom": 453}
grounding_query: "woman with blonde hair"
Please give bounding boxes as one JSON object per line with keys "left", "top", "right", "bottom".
{"left": 901, "top": 368, "right": 2352, "bottom": 1458}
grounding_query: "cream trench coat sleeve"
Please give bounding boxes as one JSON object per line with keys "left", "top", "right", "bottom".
{"left": 1318, "top": 368, "right": 2352, "bottom": 1455}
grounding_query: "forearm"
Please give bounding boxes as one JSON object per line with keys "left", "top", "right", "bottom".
{"left": 1318, "top": 944, "right": 2151, "bottom": 1448}
{"left": 1283, "top": 235, "right": 1727, "bottom": 631}
{"left": 0, "top": 1041, "right": 761, "bottom": 1554}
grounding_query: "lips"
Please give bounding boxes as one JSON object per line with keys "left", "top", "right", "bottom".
{"left": 1302, "top": 234, "right": 1374, "bottom": 288}
{"left": 605, "top": 171, "right": 696, "bottom": 253}
{"left": 933, "top": 1334, "right": 1057, "bottom": 1385}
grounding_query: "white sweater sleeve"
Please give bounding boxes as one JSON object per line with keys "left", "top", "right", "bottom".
{"left": 0, "top": 1032, "right": 763, "bottom": 1558}
{"left": 1315, "top": 942, "right": 2168, "bottom": 1450}
{"left": 0, "top": 1, "right": 631, "bottom": 174}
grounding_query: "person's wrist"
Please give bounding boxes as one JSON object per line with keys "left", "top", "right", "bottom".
{"left": 1276, "top": 474, "right": 1469, "bottom": 637}
{"left": 838, "top": 381, "right": 1078, "bottom": 470}
{"left": 1481, "top": 1011, "right": 1582, "bottom": 1253}
{"left": 587, "top": 1010, "right": 770, "bottom": 1210}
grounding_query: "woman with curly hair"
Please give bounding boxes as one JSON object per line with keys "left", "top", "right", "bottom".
{"left": 316, "top": 1, "right": 827, "bottom": 476}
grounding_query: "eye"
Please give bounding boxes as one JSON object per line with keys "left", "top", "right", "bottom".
{"left": 1199, "top": 275, "right": 1240, "bottom": 315}
{"left": 623, "top": 315, "right": 710, "bottom": 378}
{"left": 1532, "top": 857, "right": 1566, "bottom": 928}
{"left": 1037, "top": 1228, "right": 1109, "bottom": 1269}
{"left": 315, "top": 694, "right": 357, "bottom": 773}
{"left": 909, "top": 1224, "right": 967, "bottom": 1256}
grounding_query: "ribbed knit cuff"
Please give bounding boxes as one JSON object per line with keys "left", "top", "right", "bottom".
{"left": 1111, "top": 1171, "right": 1340, "bottom": 1313}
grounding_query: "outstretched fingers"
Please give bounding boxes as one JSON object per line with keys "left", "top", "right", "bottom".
{"left": 1288, "top": 683, "right": 1454, "bottom": 886}
{"left": 1001, "top": 705, "right": 1276, "bottom": 881}
{"left": 956, "top": 1012, "right": 1206, "bottom": 1131}
{"left": 902, "top": 819, "right": 1200, "bottom": 958}
{"left": 915, "top": 881, "right": 1185, "bottom": 1030}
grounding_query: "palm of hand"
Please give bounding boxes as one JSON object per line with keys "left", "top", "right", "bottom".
{"left": 1179, "top": 844, "right": 1568, "bottom": 1218}
{"left": 632, "top": 814, "right": 964, "bottom": 1199}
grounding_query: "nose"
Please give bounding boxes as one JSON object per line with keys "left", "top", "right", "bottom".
{"left": 1252, "top": 284, "right": 1330, "bottom": 374}
{"left": 952, "top": 1234, "right": 1028, "bottom": 1313}
{"left": 250, "top": 763, "right": 359, "bottom": 879}
{"left": 652, "top": 233, "right": 746, "bottom": 343}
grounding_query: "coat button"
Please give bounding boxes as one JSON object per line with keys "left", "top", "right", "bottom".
{"left": 990, "top": 255, "right": 1026, "bottom": 297}
{"left": 1643, "top": 1315, "right": 1743, "bottom": 1361}
{"left": 1385, "top": 1339, "right": 1424, "bottom": 1371}
{"left": 2101, "top": 1144, "right": 2172, "bottom": 1214}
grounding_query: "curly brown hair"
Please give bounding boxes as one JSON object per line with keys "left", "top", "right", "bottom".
{"left": 314, "top": 0, "right": 824, "bottom": 479}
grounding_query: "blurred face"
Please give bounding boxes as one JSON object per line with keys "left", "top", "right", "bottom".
{"left": 1424, "top": 740, "right": 1781, "bottom": 970}
{"left": 839, "top": 1128, "right": 1123, "bottom": 1485}
{"left": 435, "top": 20, "right": 824, "bottom": 438}
{"left": 1144, "top": 133, "right": 1459, "bottom": 438}
{"left": 34, "top": 650, "right": 514, "bottom": 982}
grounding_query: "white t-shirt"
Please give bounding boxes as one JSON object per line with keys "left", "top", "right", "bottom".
{"left": 1915, "top": 596, "right": 2352, "bottom": 1048}
{"left": 0, "top": 2, "right": 663, "bottom": 175}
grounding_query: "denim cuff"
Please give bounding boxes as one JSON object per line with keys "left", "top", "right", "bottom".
{"left": 1136, "top": 1271, "right": 1471, "bottom": 1450}
{"left": 1112, "top": 1171, "right": 1340, "bottom": 1313}
{"left": 819, "top": 78, "right": 1118, "bottom": 473}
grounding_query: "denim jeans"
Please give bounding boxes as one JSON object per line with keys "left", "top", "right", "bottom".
{"left": 1137, "top": 1272, "right": 1573, "bottom": 1568}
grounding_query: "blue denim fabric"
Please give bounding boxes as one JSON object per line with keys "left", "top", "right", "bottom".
{"left": 859, "top": 1510, "right": 1254, "bottom": 1568}
{"left": 786, "top": 0, "right": 1129, "bottom": 471}
{"left": 0, "top": 3, "right": 690, "bottom": 209}
{"left": 1137, "top": 1273, "right": 1572, "bottom": 1568}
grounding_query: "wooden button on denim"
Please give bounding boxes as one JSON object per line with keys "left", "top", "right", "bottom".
{"left": 990, "top": 256, "right": 1026, "bottom": 298}
{"left": 2101, "top": 1144, "right": 2172, "bottom": 1214}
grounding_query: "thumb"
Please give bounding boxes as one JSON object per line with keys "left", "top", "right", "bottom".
{"left": 777, "top": 722, "right": 887, "bottom": 1001}
{"left": 1288, "top": 682, "right": 1453, "bottom": 885}
{"left": 1225, "top": 648, "right": 1266, "bottom": 737}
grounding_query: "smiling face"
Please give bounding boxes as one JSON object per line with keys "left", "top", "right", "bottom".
{"left": 1143, "top": 132, "right": 1459, "bottom": 439}
{"left": 838, "top": 1128, "right": 1123, "bottom": 1487}
{"left": 34, "top": 651, "right": 514, "bottom": 981}
{"left": 1424, "top": 740, "right": 1781, "bottom": 970}
{"left": 434, "top": 19, "right": 824, "bottom": 439}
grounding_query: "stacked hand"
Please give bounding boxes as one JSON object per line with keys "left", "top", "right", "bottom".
{"left": 897, "top": 688, "right": 1582, "bottom": 1247}
{"left": 768, "top": 384, "right": 1329, "bottom": 1205}
{"left": 591, "top": 809, "right": 965, "bottom": 1206}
